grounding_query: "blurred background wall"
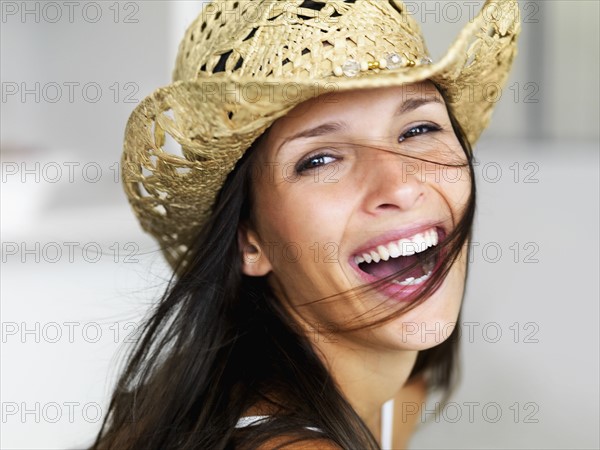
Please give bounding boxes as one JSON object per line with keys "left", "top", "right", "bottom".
{"left": 1, "top": 1, "right": 598, "bottom": 448}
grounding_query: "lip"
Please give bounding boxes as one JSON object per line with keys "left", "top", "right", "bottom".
{"left": 348, "top": 221, "right": 447, "bottom": 302}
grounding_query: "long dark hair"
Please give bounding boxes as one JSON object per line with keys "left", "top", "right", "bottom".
{"left": 90, "top": 88, "right": 476, "bottom": 449}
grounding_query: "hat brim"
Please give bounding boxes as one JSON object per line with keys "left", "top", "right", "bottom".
{"left": 122, "top": 0, "right": 520, "bottom": 270}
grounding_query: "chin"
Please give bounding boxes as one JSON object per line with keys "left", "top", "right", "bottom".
{"left": 383, "top": 261, "right": 466, "bottom": 351}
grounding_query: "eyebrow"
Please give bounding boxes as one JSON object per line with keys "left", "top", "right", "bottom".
{"left": 275, "top": 122, "right": 347, "bottom": 156}
{"left": 275, "top": 96, "right": 443, "bottom": 156}
{"left": 394, "top": 96, "right": 443, "bottom": 116}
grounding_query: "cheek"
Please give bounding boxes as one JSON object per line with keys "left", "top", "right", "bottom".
{"left": 255, "top": 179, "right": 353, "bottom": 247}
{"left": 436, "top": 165, "right": 472, "bottom": 212}
{"left": 251, "top": 185, "right": 347, "bottom": 281}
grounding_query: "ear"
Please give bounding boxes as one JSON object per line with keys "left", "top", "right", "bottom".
{"left": 237, "top": 225, "right": 272, "bottom": 277}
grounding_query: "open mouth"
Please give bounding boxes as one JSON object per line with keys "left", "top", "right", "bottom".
{"left": 353, "top": 227, "right": 441, "bottom": 286}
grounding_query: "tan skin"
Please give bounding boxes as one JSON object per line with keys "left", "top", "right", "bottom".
{"left": 239, "top": 81, "right": 470, "bottom": 448}
{"left": 249, "top": 376, "right": 426, "bottom": 449}
{"left": 392, "top": 375, "right": 428, "bottom": 448}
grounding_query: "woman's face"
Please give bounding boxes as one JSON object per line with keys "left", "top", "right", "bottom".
{"left": 240, "top": 81, "right": 471, "bottom": 351}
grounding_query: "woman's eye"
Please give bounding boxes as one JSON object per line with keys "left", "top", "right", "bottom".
{"left": 296, "top": 153, "right": 338, "bottom": 173}
{"left": 398, "top": 123, "right": 441, "bottom": 143}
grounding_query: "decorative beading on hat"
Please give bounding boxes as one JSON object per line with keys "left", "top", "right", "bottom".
{"left": 334, "top": 53, "right": 434, "bottom": 77}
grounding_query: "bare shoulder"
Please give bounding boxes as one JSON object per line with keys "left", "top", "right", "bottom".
{"left": 255, "top": 436, "right": 342, "bottom": 450}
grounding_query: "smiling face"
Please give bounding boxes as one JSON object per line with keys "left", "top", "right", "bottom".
{"left": 239, "top": 81, "right": 472, "bottom": 351}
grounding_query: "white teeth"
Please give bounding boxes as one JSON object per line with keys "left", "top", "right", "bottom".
{"left": 430, "top": 229, "right": 439, "bottom": 246}
{"left": 377, "top": 245, "right": 390, "bottom": 261}
{"left": 354, "top": 227, "right": 440, "bottom": 266}
{"left": 388, "top": 242, "right": 401, "bottom": 258}
{"left": 395, "top": 276, "right": 414, "bottom": 285}
{"left": 426, "top": 231, "right": 434, "bottom": 247}
{"left": 400, "top": 239, "right": 417, "bottom": 255}
{"left": 412, "top": 233, "right": 427, "bottom": 252}
{"left": 391, "top": 269, "right": 433, "bottom": 286}
{"left": 370, "top": 251, "right": 380, "bottom": 263}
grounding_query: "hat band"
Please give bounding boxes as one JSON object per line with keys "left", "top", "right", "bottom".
{"left": 333, "top": 53, "right": 433, "bottom": 77}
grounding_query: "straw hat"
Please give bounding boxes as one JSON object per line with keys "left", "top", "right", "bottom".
{"left": 122, "top": 0, "right": 520, "bottom": 270}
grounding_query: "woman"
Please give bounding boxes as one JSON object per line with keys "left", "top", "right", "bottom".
{"left": 92, "top": 1, "right": 520, "bottom": 448}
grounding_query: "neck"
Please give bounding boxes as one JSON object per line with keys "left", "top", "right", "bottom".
{"left": 314, "top": 335, "right": 418, "bottom": 440}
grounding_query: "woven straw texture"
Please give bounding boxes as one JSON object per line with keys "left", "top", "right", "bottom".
{"left": 122, "top": 0, "right": 521, "bottom": 270}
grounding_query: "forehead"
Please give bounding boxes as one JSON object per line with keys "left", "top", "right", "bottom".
{"left": 262, "top": 80, "right": 443, "bottom": 146}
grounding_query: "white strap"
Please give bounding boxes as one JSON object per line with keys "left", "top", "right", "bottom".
{"left": 235, "top": 414, "right": 323, "bottom": 433}
{"left": 381, "top": 399, "right": 394, "bottom": 450}
{"left": 235, "top": 415, "right": 271, "bottom": 428}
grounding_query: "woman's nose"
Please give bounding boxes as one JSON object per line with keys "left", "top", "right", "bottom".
{"left": 360, "top": 152, "right": 426, "bottom": 214}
